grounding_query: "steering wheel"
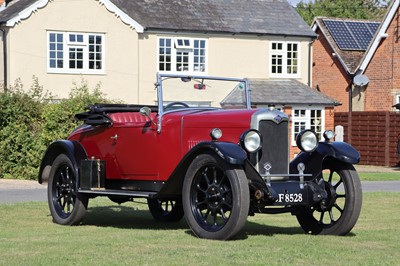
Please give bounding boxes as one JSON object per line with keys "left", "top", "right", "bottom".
{"left": 164, "top": 102, "right": 190, "bottom": 111}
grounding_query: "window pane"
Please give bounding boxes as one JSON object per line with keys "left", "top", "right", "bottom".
{"left": 271, "top": 54, "right": 282, "bottom": 74}
{"left": 69, "top": 48, "right": 83, "bottom": 69}
{"left": 49, "top": 33, "right": 63, "bottom": 69}
{"left": 88, "top": 35, "right": 103, "bottom": 70}
{"left": 286, "top": 43, "right": 298, "bottom": 76}
{"left": 176, "top": 51, "right": 189, "bottom": 71}
{"left": 158, "top": 38, "right": 172, "bottom": 72}
{"left": 193, "top": 39, "right": 206, "bottom": 72}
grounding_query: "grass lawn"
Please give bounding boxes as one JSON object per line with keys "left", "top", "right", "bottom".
{"left": 358, "top": 172, "right": 400, "bottom": 181}
{"left": 1, "top": 192, "right": 399, "bottom": 265}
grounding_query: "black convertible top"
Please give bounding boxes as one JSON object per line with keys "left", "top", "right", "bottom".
{"left": 75, "top": 104, "right": 158, "bottom": 125}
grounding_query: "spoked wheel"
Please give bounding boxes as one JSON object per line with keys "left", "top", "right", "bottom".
{"left": 183, "top": 152, "right": 249, "bottom": 240}
{"left": 147, "top": 198, "right": 184, "bottom": 222}
{"left": 296, "top": 162, "right": 362, "bottom": 235}
{"left": 48, "top": 154, "right": 88, "bottom": 225}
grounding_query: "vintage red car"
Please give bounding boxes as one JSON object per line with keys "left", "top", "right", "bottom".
{"left": 39, "top": 73, "right": 362, "bottom": 240}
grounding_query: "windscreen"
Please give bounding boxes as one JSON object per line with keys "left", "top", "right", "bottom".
{"left": 160, "top": 76, "right": 249, "bottom": 109}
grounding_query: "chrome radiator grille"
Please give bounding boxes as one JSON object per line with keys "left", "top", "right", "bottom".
{"left": 250, "top": 109, "right": 290, "bottom": 176}
{"left": 257, "top": 120, "right": 289, "bottom": 175}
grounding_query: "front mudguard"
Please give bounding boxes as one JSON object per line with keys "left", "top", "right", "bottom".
{"left": 157, "top": 141, "right": 247, "bottom": 196}
{"left": 38, "top": 140, "right": 87, "bottom": 184}
{"left": 290, "top": 141, "right": 360, "bottom": 177}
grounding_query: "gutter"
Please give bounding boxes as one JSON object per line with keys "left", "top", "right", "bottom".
{"left": 0, "top": 27, "right": 7, "bottom": 92}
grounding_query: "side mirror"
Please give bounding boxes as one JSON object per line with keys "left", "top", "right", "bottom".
{"left": 140, "top": 106, "right": 158, "bottom": 128}
{"left": 140, "top": 106, "right": 152, "bottom": 119}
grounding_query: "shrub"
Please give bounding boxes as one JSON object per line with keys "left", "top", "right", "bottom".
{"left": 0, "top": 78, "right": 110, "bottom": 180}
{"left": 0, "top": 78, "right": 47, "bottom": 179}
{"left": 41, "top": 79, "right": 109, "bottom": 146}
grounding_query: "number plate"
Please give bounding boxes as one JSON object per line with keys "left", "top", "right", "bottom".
{"left": 277, "top": 193, "right": 303, "bottom": 203}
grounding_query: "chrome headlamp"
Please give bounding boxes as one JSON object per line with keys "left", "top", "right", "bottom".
{"left": 210, "top": 128, "right": 222, "bottom": 141}
{"left": 296, "top": 130, "right": 318, "bottom": 152}
{"left": 323, "top": 130, "right": 335, "bottom": 142}
{"left": 240, "top": 129, "right": 262, "bottom": 153}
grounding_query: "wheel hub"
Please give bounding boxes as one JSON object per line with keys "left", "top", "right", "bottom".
{"left": 319, "top": 181, "right": 337, "bottom": 211}
{"left": 206, "top": 185, "right": 224, "bottom": 210}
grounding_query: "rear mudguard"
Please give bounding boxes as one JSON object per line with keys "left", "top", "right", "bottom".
{"left": 290, "top": 141, "right": 360, "bottom": 178}
{"left": 38, "top": 140, "right": 87, "bottom": 184}
{"left": 158, "top": 141, "right": 247, "bottom": 197}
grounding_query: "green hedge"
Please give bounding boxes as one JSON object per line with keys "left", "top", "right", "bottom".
{"left": 0, "top": 78, "right": 110, "bottom": 180}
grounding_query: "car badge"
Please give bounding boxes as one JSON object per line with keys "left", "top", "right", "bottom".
{"left": 263, "top": 162, "right": 272, "bottom": 175}
{"left": 273, "top": 115, "right": 283, "bottom": 124}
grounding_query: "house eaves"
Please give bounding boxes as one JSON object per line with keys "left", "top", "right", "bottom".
{"left": 0, "top": 0, "right": 47, "bottom": 26}
{"left": 0, "top": 0, "right": 315, "bottom": 38}
{"left": 357, "top": 0, "right": 397, "bottom": 74}
{"left": 0, "top": 0, "right": 145, "bottom": 32}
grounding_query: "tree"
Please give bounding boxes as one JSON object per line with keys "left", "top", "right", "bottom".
{"left": 296, "top": 0, "right": 390, "bottom": 25}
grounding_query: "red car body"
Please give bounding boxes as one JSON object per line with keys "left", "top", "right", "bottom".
{"left": 39, "top": 73, "right": 363, "bottom": 240}
{"left": 69, "top": 109, "right": 255, "bottom": 182}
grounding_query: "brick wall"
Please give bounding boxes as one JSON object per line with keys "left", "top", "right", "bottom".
{"left": 312, "top": 28, "right": 351, "bottom": 112}
{"left": 363, "top": 13, "right": 397, "bottom": 111}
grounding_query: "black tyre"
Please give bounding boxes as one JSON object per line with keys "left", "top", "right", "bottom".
{"left": 48, "top": 154, "right": 88, "bottom": 225}
{"left": 296, "top": 162, "right": 362, "bottom": 235}
{"left": 183, "top": 153, "right": 250, "bottom": 240}
{"left": 147, "top": 198, "right": 184, "bottom": 222}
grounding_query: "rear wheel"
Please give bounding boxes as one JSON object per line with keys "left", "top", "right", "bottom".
{"left": 296, "top": 162, "right": 362, "bottom": 235}
{"left": 48, "top": 154, "right": 88, "bottom": 225}
{"left": 183, "top": 153, "right": 249, "bottom": 240}
{"left": 147, "top": 198, "right": 184, "bottom": 222}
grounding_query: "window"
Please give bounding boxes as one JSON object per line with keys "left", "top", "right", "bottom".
{"left": 292, "top": 107, "right": 325, "bottom": 146}
{"left": 270, "top": 41, "right": 300, "bottom": 77}
{"left": 158, "top": 37, "right": 207, "bottom": 73}
{"left": 48, "top": 31, "right": 104, "bottom": 74}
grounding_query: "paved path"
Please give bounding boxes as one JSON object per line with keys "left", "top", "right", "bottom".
{"left": 0, "top": 178, "right": 399, "bottom": 204}
{"left": 0, "top": 179, "right": 46, "bottom": 203}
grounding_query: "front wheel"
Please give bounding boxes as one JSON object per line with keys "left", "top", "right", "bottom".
{"left": 183, "top": 153, "right": 250, "bottom": 240}
{"left": 296, "top": 162, "right": 362, "bottom": 235}
{"left": 47, "top": 154, "right": 88, "bottom": 225}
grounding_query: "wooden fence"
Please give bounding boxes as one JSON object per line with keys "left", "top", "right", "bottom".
{"left": 334, "top": 112, "right": 400, "bottom": 166}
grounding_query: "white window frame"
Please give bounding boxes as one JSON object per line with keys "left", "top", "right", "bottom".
{"left": 47, "top": 31, "right": 105, "bottom": 75}
{"left": 291, "top": 107, "right": 325, "bottom": 146}
{"left": 158, "top": 36, "right": 208, "bottom": 74}
{"left": 269, "top": 41, "right": 301, "bottom": 78}
{"left": 395, "top": 94, "right": 400, "bottom": 111}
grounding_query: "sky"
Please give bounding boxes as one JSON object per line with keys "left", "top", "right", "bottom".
{"left": 287, "top": 0, "right": 313, "bottom": 6}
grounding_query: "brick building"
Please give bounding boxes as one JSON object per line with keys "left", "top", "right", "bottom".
{"left": 311, "top": 0, "right": 400, "bottom": 112}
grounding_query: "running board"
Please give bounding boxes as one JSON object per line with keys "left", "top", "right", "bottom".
{"left": 78, "top": 188, "right": 157, "bottom": 198}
